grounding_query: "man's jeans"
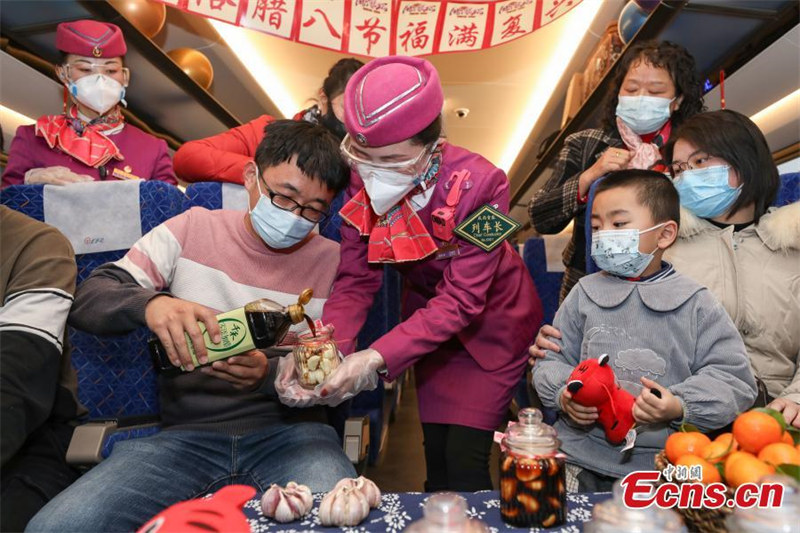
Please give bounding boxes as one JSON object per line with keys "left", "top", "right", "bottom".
{"left": 27, "top": 422, "right": 355, "bottom": 532}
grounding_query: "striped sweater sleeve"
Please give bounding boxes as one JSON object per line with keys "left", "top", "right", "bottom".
{"left": 1, "top": 220, "right": 76, "bottom": 464}
{"left": 69, "top": 212, "right": 187, "bottom": 335}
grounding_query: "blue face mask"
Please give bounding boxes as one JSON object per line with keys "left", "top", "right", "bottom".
{"left": 249, "top": 173, "right": 315, "bottom": 249}
{"left": 673, "top": 165, "right": 741, "bottom": 219}
{"left": 591, "top": 223, "right": 665, "bottom": 278}
{"left": 616, "top": 95, "right": 674, "bottom": 135}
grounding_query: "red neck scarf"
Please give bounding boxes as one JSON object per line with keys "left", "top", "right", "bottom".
{"left": 35, "top": 105, "right": 124, "bottom": 168}
{"left": 617, "top": 118, "right": 671, "bottom": 172}
{"left": 341, "top": 151, "right": 442, "bottom": 264}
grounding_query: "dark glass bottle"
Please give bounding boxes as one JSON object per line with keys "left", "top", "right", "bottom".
{"left": 149, "top": 289, "right": 314, "bottom": 375}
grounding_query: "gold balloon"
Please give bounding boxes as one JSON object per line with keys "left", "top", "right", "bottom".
{"left": 109, "top": 0, "right": 166, "bottom": 38}
{"left": 167, "top": 48, "right": 214, "bottom": 89}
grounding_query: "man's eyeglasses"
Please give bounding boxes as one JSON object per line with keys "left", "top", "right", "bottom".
{"left": 253, "top": 167, "right": 328, "bottom": 223}
{"left": 669, "top": 152, "right": 720, "bottom": 178}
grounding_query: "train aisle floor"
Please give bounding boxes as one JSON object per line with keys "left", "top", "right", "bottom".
{"left": 367, "top": 372, "right": 502, "bottom": 492}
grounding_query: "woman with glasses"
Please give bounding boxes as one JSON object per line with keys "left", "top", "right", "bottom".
{"left": 664, "top": 109, "right": 799, "bottom": 427}
{"left": 2, "top": 20, "right": 176, "bottom": 187}
{"left": 277, "top": 56, "right": 542, "bottom": 491}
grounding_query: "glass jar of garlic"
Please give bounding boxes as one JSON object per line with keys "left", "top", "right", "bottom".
{"left": 293, "top": 326, "right": 340, "bottom": 389}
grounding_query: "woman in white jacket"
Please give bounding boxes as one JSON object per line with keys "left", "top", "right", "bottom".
{"left": 663, "top": 109, "right": 799, "bottom": 426}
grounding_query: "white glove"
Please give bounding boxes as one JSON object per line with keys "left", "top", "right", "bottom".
{"left": 274, "top": 355, "right": 322, "bottom": 408}
{"left": 318, "top": 348, "right": 384, "bottom": 406}
{"left": 24, "top": 166, "right": 93, "bottom": 185}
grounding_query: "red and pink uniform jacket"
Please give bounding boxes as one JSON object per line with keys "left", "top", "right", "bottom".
{"left": 323, "top": 143, "right": 543, "bottom": 430}
{"left": 2, "top": 123, "right": 176, "bottom": 187}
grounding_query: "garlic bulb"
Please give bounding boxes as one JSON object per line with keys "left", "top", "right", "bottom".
{"left": 260, "top": 482, "right": 312, "bottom": 523}
{"left": 318, "top": 484, "right": 370, "bottom": 526}
{"left": 332, "top": 476, "right": 381, "bottom": 508}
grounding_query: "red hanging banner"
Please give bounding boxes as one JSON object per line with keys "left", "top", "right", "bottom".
{"left": 157, "top": 0, "right": 582, "bottom": 57}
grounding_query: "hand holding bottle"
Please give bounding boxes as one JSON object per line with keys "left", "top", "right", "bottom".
{"left": 200, "top": 349, "right": 268, "bottom": 391}
{"left": 145, "top": 295, "right": 221, "bottom": 371}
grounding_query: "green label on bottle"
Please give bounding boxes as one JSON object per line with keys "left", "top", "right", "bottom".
{"left": 182, "top": 307, "right": 256, "bottom": 369}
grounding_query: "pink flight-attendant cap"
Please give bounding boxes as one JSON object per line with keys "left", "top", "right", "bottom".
{"left": 344, "top": 55, "right": 444, "bottom": 148}
{"left": 56, "top": 20, "right": 127, "bottom": 58}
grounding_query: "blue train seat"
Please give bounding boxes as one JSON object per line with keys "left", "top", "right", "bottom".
{"left": 775, "top": 172, "right": 799, "bottom": 207}
{"left": 1, "top": 181, "right": 186, "bottom": 462}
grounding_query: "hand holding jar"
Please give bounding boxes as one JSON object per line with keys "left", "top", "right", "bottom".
{"left": 319, "top": 348, "right": 385, "bottom": 406}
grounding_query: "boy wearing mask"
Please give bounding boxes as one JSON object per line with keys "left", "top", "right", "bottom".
{"left": 28, "top": 121, "right": 355, "bottom": 532}
{"left": 533, "top": 169, "right": 756, "bottom": 492}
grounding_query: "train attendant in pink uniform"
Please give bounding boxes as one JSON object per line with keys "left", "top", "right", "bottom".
{"left": 309, "top": 56, "right": 541, "bottom": 491}
{"left": 2, "top": 20, "right": 176, "bottom": 187}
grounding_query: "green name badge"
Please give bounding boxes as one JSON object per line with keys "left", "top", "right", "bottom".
{"left": 454, "top": 204, "right": 521, "bottom": 252}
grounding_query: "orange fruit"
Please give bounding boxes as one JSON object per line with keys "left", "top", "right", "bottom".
{"left": 724, "top": 452, "right": 775, "bottom": 488}
{"left": 781, "top": 431, "right": 795, "bottom": 445}
{"left": 701, "top": 441, "right": 732, "bottom": 465}
{"left": 675, "top": 454, "right": 721, "bottom": 484}
{"left": 733, "top": 411, "right": 783, "bottom": 454}
{"left": 714, "top": 432, "right": 739, "bottom": 452}
{"left": 757, "top": 442, "right": 800, "bottom": 467}
{"left": 665, "top": 432, "right": 711, "bottom": 464}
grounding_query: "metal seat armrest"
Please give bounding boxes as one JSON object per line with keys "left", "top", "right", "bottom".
{"left": 343, "top": 416, "right": 370, "bottom": 467}
{"left": 66, "top": 417, "right": 160, "bottom": 465}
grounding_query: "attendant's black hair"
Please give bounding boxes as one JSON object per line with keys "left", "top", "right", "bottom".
{"left": 664, "top": 110, "right": 779, "bottom": 222}
{"left": 596, "top": 169, "right": 681, "bottom": 229}
{"left": 255, "top": 120, "right": 349, "bottom": 193}
{"left": 410, "top": 115, "right": 443, "bottom": 146}
{"left": 322, "top": 58, "right": 365, "bottom": 100}
{"left": 602, "top": 40, "right": 704, "bottom": 131}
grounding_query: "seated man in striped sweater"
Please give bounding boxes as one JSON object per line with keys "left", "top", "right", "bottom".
{"left": 29, "top": 120, "right": 355, "bottom": 532}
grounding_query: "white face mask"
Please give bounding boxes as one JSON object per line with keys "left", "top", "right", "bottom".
{"left": 357, "top": 164, "right": 420, "bottom": 216}
{"left": 249, "top": 176, "right": 316, "bottom": 249}
{"left": 616, "top": 95, "right": 674, "bottom": 135}
{"left": 68, "top": 74, "right": 126, "bottom": 115}
{"left": 591, "top": 223, "right": 666, "bottom": 278}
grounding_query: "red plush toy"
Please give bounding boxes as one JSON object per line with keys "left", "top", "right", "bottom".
{"left": 565, "top": 354, "right": 636, "bottom": 445}
{"left": 137, "top": 485, "right": 256, "bottom": 533}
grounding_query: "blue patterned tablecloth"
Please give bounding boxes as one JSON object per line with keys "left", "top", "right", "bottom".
{"left": 243, "top": 491, "right": 612, "bottom": 532}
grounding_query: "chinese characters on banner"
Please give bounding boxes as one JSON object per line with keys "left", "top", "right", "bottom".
{"left": 299, "top": 0, "right": 346, "bottom": 51}
{"left": 396, "top": 1, "right": 440, "bottom": 56}
{"left": 158, "top": 0, "right": 582, "bottom": 57}
{"left": 491, "top": 0, "right": 535, "bottom": 47}
{"left": 539, "top": 0, "right": 577, "bottom": 27}
{"left": 439, "top": 2, "right": 488, "bottom": 53}
{"left": 187, "top": 0, "right": 241, "bottom": 24}
{"left": 242, "top": 0, "right": 297, "bottom": 38}
{"left": 351, "top": 0, "right": 392, "bottom": 57}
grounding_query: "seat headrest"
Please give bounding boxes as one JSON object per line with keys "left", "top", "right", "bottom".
{"left": 43, "top": 181, "right": 142, "bottom": 254}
